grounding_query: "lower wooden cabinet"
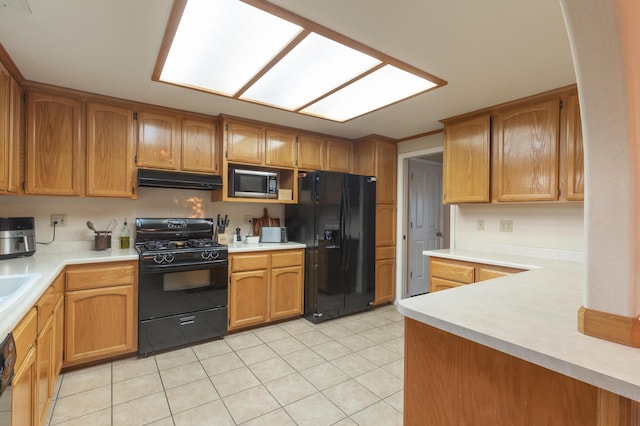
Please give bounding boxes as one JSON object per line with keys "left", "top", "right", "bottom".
{"left": 228, "top": 249, "right": 304, "bottom": 331}
{"left": 64, "top": 261, "right": 138, "bottom": 367}
{"left": 11, "top": 345, "right": 37, "bottom": 426}
{"left": 375, "top": 245, "right": 396, "bottom": 305}
{"left": 36, "top": 313, "right": 53, "bottom": 425}
{"left": 429, "top": 257, "right": 524, "bottom": 292}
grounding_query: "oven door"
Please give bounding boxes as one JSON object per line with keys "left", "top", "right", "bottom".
{"left": 138, "top": 261, "right": 228, "bottom": 356}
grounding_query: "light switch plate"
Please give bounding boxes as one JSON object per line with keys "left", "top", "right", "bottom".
{"left": 499, "top": 220, "right": 513, "bottom": 232}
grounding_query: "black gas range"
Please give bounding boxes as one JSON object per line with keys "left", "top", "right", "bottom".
{"left": 135, "top": 218, "right": 228, "bottom": 356}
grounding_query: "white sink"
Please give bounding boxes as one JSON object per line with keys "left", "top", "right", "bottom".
{"left": 0, "top": 273, "right": 41, "bottom": 309}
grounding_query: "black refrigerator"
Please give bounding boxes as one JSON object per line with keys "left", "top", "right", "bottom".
{"left": 285, "top": 171, "right": 376, "bottom": 323}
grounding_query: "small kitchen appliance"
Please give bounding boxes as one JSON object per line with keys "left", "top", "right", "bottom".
{"left": 260, "top": 226, "right": 288, "bottom": 243}
{"left": 0, "top": 217, "right": 36, "bottom": 259}
{"left": 135, "top": 218, "right": 228, "bottom": 356}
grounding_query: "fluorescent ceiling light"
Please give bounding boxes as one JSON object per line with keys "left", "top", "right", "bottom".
{"left": 155, "top": 0, "right": 446, "bottom": 122}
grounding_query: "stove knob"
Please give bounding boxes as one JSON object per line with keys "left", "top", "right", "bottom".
{"left": 153, "top": 254, "right": 165, "bottom": 264}
{"left": 165, "top": 253, "right": 175, "bottom": 263}
{"left": 211, "top": 249, "right": 219, "bottom": 259}
{"left": 200, "top": 251, "right": 212, "bottom": 260}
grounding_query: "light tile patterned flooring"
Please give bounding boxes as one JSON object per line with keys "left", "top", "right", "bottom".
{"left": 47, "top": 304, "right": 404, "bottom": 425}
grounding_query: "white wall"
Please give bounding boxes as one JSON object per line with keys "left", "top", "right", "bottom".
{"left": 0, "top": 188, "right": 284, "bottom": 247}
{"left": 454, "top": 203, "right": 584, "bottom": 259}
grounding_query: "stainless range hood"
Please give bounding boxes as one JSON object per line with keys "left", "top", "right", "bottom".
{"left": 138, "top": 169, "right": 222, "bottom": 190}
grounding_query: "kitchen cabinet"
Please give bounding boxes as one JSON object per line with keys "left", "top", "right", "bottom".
{"left": 375, "top": 247, "right": 396, "bottom": 305}
{"left": 86, "top": 102, "right": 136, "bottom": 198}
{"left": 325, "top": 139, "right": 352, "bottom": 173}
{"left": 441, "top": 85, "right": 583, "bottom": 204}
{"left": 181, "top": 118, "right": 218, "bottom": 173}
{"left": 297, "top": 134, "right": 325, "bottom": 171}
{"left": 224, "top": 119, "right": 264, "bottom": 165}
{"left": 442, "top": 114, "right": 491, "bottom": 203}
{"left": 354, "top": 135, "right": 397, "bottom": 204}
{"left": 136, "top": 110, "right": 180, "bottom": 170}
{"left": 11, "top": 307, "right": 37, "bottom": 426}
{"left": 565, "top": 93, "right": 584, "bottom": 201}
{"left": 493, "top": 98, "right": 560, "bottom": 202}
{"left": 270, "top": 250, "right": 304, "bottom": 321}
{"left": 429, "top": 257, "right": 524, "bottom": 292}
{"left": 265, "top": 128, "right": 297, "bottom": 168}
{"left": 228, "top": 249, "right": 304, "bottom": 331}
{"left": 228, "top": 253, "right": 269, "bottom": 330}
{"left": 0, "top": 62, "right": 21, "bottom": 195}
{"left": 36, "top": 313, "right": 53, "bottom": 425}
{"left": 25, "top": 92, "right": 82, "bottom": 195}
{"left": 64, "top": 261, "right": 137, "bottom": 367}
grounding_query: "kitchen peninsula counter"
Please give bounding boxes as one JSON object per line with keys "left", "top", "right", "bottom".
{"left": 398, "top": 248, "right": 640, "bottom": 423}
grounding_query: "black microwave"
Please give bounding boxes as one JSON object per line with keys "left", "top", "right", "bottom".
{"left": 229, "top": 168, "right": 278, "bottom": 199}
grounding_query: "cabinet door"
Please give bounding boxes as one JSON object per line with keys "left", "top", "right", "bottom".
{"left": 443, "top": 114, "right": 491, "bottom": 203}
{"left": 0, "top": 62, "right": 10, "bottom": 192}
{"left": 375, "top": 258, "right": 395, "bottom": 304}
{"left": 87, "top": 103, "right": 135, "bottom": 198}
{"left": 52, "top": 295, "right": 64, "bottom": 380}
{"left": 11, "top": 346, "right": 37, "bottom": 426}
{"left": 265, "top": 128, "right": 296, "bottom": 168}
{"left": 375, "top": 141, "right": 397, "bottom": 204}
{"left": 493, "top": 99, "right": 560, "bottom": 201}
{"left": 137, "top": 111, "right": 180, "bottom": 170}
{"left": 7, "top": 77, "right": 21, "bottom": 194}
{"left": 64, "top": 285, "right": 136, "bottom": 366}
{"left": 325, "top": 139, "right": 352, "bottom": 173}
{"left": 228, "top": 269, "right": 268, "bottom": 330}
{"left": 298, "top": 134, "right": 325, "bottom": 170}
{"left": 566, "top": 94, "right": 584, "bottom": 201}
{"left": 270, "top": 266, "right": 303, "bottom": 321}
{"left": 36, "top": 313, "right": 53, "bottom": 426}
{"left": 375, "top": 204, "right": 396, "bottom": 246}
{"left": 225, "top": 120, "right": 264, "bottom": 165}
{"left": 430, "top": 276, "right": 465, "bottom": 292}
{"left": 25, "top": 92, "right": 82, "bottom": 195}
{"left": 182, "top": 118, "right": 218, "bottom": 173}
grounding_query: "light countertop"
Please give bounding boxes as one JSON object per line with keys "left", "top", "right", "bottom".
{"left": 398, "top": 248, "right": 640, "bottom": 402}
{"left": 0, "top": 241, "right": 306, "bottom": 340}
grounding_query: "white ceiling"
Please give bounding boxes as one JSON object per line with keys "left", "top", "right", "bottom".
{"left": 0, "top": 0, "right": 576, "bottom": 140}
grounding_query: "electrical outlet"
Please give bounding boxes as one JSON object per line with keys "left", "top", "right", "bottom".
{"left": 51, "top": 214, "right": 67, "bottom": 227}
{"left": 499, "top": 220, "right": 513, "bottom": 233}
{"left": 477, "top": 219, "right": 485, "bottom": 231}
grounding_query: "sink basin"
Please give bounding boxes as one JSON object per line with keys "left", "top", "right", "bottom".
{"left": 0, "top": 273, "right": 41, "bottom": 308}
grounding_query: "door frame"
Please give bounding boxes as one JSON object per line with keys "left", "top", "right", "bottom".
{"left": 396, "top": 146, "right": 455, "bottom": 300}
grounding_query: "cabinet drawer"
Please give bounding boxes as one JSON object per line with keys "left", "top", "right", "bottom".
{"left": 230, "top": 254, "right": 269, "bottom": 272}
{"left": 376, "top": 246, "right": 395, "bottom": 260}
{"left": 477, "top": 266, "right": 523, "bottom": 282}
{"left": 271, "top": 250, "right": 303, "bottom": 268}
{"left": 13, "top": 307, "right": 37, "bottom": 369}
{"left": 66, "top": 261, "right": 137, "bottom": 291}
{"left": 36, "top": 285, "right": 55, "bottom": 334}
{"left": 430, "top": 277, "right": 466, "bottom": 293}
{"left": 430, "top": 259, "right": 474, "bottom": 284}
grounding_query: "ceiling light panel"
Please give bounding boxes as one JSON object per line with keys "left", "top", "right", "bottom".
{"left": 301, "top": 65, "right": 438, "bottom": 122}
{"left": 160, "top": 0, "right": 302, "bottom": 96}
{"left": 240, "top": 32, "right": 382, "bottom": 110}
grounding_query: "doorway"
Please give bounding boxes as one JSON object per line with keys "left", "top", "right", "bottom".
{"left": 406, "top": 156, "right": 446, "bottom": 297}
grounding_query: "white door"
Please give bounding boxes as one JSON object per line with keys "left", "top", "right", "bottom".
{"left": 407, "top": 159, "right": 443, "bottom": 296}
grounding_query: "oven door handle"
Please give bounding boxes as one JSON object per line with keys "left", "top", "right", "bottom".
{"left": 179, "top": 315, "right": 196, "bottom": 326}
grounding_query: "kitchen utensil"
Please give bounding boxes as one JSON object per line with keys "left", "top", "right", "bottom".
{"left": 252, "top": 208, "right": 280, "bottom": 237}
{"left": 87, "top": 221, "right": 96, "bottom": 232}
{"left": 106, "top": 219, "right": 118, "bottom": 233}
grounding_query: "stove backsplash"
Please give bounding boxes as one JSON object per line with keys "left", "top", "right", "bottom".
{"left": 0, "top": 188, "right": 284, "bottom": 246}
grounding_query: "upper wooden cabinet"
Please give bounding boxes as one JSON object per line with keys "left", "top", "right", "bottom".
{"left": 225, "top": 119, "right": 265, "bottom": 165}
{"left": 25, "top": 92, "right": 82, "bottom": 196}
{"left": 86, "top": 102, "right": 136, "bottom": 198}
{"left": 565, "top": 93, "right": 584, "bottom": 201}
{"left": 441, "top": 85, "right": 583, "bottom": 204}
{"left": 0, "top": 62, "right": 21, "bottom": 194}
{"left": 354, "top": 135, "right": 397, "bottom": 204}
{"left": 325, "top": 139, "right": 353, "bottom": 173}
{"left": 297, "top": 134, "right": 325, "bottom": 171}
{"left": 265, "top": 128, "right": 296, "bottom": 168}
{"left": 493, "top": 98, "right": 560, "bottom": 202}
{"left": 181, "top": 118, "right": 218, "bottom": 173}
{"left": 136, "top": 110, "right": 180, "bottom": 170}
{"left": 442, "top": 114, "right": 491, "bottom": 203}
